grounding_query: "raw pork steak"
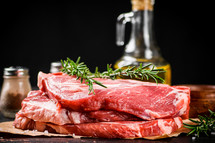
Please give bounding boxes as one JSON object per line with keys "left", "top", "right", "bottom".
{"left": 14, "top": 114, "right": 183, "bottom": 139}
{"left": 38, "top": 72, "right": 190, "bottom": 120}
{"left": 19, "top": 90, "right": 140, "bottom": 125}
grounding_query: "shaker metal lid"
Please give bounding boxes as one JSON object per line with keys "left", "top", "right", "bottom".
{"left": 51, "top": 61, "right": 62, "bottom": 67}
{"left": 50, "top": 61, "right": 62, "bottom": 73}
{"left": 4, "top": 66, "right": 29, "bottom": 76}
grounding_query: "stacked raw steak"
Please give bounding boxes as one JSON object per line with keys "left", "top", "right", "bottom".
{"left": 14, "top": 72, "right": 190, "bottom": 139}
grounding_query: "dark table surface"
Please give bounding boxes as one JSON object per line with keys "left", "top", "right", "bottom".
{"left": 0, "top": 112, "right": 215, "bottom": 143}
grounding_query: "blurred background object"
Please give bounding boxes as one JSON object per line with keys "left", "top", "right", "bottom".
{"left": 180, "top": 84, "right": 215, "bottom": 118}
{"left": 114, "top": 0, "right": 171, "bottom": 84}
{"left": 0, "top": 0, "right": 214, "bottom": 87}
{"left": 50, "top": 61, "right": 62, "bottom": 73}
{"left": 0, "top": 67, "right": 31, "bottom": 118}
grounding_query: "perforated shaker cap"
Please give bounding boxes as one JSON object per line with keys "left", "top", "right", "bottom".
{"left": 50, "top": 61, "right": 62, "bottom": 73}
{"left": 4, "top": 66, "right": 29, "bottom": 76}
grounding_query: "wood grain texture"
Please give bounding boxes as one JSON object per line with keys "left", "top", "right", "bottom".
{"left": 180, "top": 85, "right": 215, "bottom": 118}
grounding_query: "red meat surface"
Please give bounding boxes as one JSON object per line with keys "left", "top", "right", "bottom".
{"left": 13, "top": 72, "right": 190, "bottom": 139}
{"left": 14, "top": 114, "right": 183, "bottom": 139}
{"left": 19, "top": 90, "right": 140, "bottom": 125}
{"left": 38, "top": 72, "right": 190, "bottom": 120}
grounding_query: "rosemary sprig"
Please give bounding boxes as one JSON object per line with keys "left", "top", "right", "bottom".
{"left": 93, "top": 63, "right": 165, "bottom": 83}
{"left": 61, "top": 57, "right": 165, "bottom": 94}
{"left": 61, "top": 57, "right": 106, "bottom": 94}
{"left": 183, "top": 109, "right": 215, "bottom": 137}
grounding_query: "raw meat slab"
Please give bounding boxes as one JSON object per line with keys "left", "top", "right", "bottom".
{"left": 38, "top": 72, "right": 190, "bottom": 120}
{"left": 20, "top": 90, "right": 140, "bottom": 125}
{"left": 13, "top": 114, "right": 183, "bottom": 139}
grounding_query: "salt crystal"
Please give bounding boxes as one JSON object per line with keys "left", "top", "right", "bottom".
{"left": 192, "top": 136, "right": 196, "bottom": 140}
{"left": 32, "top": 130, "right": 38, "bottom": 133}
{"left": 24, "top": 130, "right": 29, "bottom": 133}
{"left": 44, "top": 130, "right": 49, "bottom": 134}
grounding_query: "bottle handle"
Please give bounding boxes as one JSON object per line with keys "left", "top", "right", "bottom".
{"left": 116, "top": 12, "right": 133, "bottom": 46}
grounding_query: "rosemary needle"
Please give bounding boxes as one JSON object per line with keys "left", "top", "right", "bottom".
{"left": 61, "top": 57, "right": 165, "bottom": 94}
{"left": 183, "top": 109, "right": 215, "bottom": 137}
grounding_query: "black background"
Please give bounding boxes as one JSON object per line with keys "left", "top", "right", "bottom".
{"left": 1, "top": 0, "right": 214, "bottom": 87}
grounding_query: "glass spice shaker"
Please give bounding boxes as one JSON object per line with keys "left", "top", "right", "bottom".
{"left": 50, "top": 61, "right": 62, "bottom": 73}
{"left": 0, "top": 67, "right": 31, "bottom": 118}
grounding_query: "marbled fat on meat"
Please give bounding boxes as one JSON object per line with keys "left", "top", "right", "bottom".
{"left": 13, "top": 114, "right": 183, "bottom": 139}
{"left": 38, "top": 72, "right": 190, "bottom": 120}
{"left": 13, "top": 72, "right": 190, "bottom": 139}
{"left": 19, "top": 90, "right": 140, "bottom": 125}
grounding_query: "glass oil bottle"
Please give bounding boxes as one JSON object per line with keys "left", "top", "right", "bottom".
{"left": 114, "top": 0, "right": 171, "bottom": 84}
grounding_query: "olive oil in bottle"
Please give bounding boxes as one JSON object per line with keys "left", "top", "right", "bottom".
{"left": 114, "top": 0, "right": 171, "bottom": 85}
